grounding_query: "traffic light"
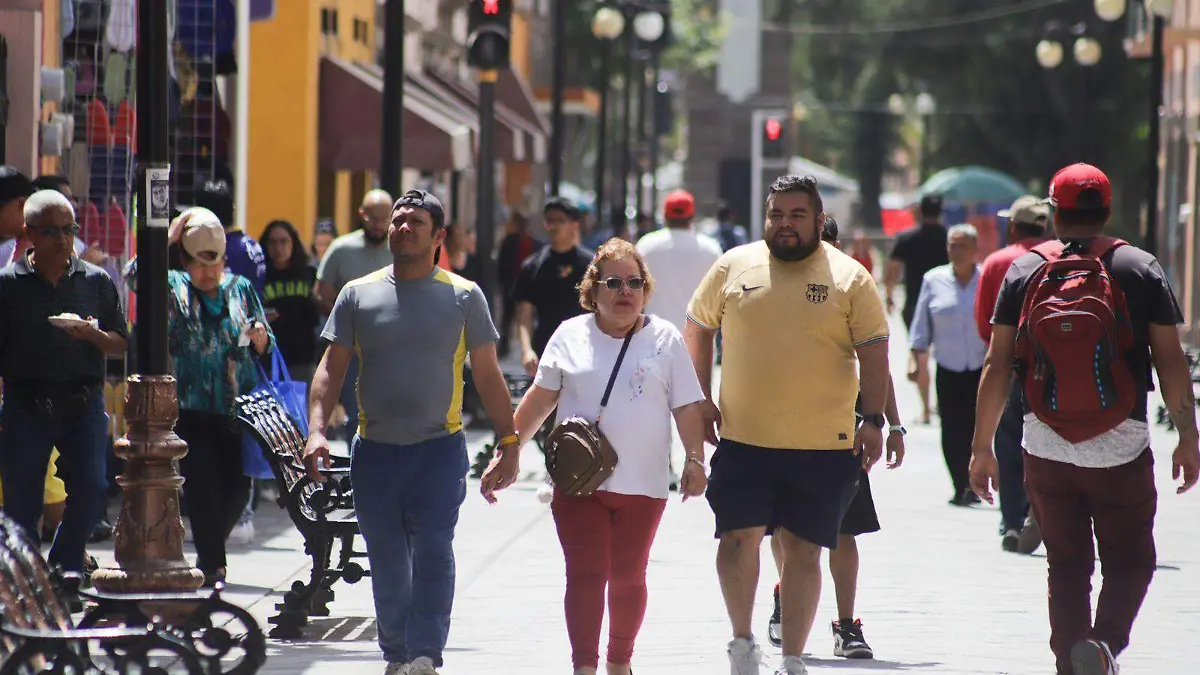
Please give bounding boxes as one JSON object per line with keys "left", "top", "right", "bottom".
{"left": 761, "top": 115, "right": 787, "bottom": 159}
{"left": 467, "top": 0, "right": 512, "bottom": 69}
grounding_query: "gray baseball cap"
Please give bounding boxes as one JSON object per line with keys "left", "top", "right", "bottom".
{"left": 998, "top": 195, "right": 1050, "bottom": 226}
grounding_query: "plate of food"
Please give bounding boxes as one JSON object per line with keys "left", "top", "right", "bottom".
{"left": 48, "top": 313, "right": 98, "bottom": 330}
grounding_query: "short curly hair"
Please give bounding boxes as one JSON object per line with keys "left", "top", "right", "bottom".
{"left": 578, "top": 238, "right": 656, "bottom": 312}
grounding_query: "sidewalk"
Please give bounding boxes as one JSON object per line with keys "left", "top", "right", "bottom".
{"left": 84, "top": 326, "right": 1200, "bottom": 674}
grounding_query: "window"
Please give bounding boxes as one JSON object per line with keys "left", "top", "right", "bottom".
{"left": 353, "top": 19, "right": 370, "bottom": 45}
{"left": 321, "top": 7, "right": 339, "bottom": 36}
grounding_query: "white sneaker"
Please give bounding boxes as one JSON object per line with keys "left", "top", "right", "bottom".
{"left": 775, "top": 655, "right": 808, "bottom": 675}
{"left": 382, "top": 663, "right": 406, "bottom": 675}
{"left": 406, "top": 656, "right": 439, "bottom": 675}
{"left": 728, "top": 636, "right": 763, "bottom": 675}
{"left": 227, "top": 520, "right": 255, "bottom": 546}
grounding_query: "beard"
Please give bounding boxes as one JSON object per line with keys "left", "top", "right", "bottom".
{"left": 363, "top": 228, "right": 388, "bottom": 244}
{"left": 767, "top": 231, "right": 820, "bottom": 262}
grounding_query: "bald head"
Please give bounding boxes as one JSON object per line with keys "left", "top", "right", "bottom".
{"left": 359, "top": 189, "right": 394, "bottom": 245}
{"left": 24, "top": 189, "right": 75, "bottom": 227}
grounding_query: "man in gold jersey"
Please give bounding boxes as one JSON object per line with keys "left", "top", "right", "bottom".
{"left": 684, "top": 175, "right": 891, "bottom": 675}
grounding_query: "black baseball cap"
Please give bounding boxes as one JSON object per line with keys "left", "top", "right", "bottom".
{"left": 919, "top": 193, "right": 943, "bottom": 216}
{"left": 394, "top": 189, "right": 445, "bottom": 229}
{"left": 0, "top": 166, "right": 36, "bottom": 207}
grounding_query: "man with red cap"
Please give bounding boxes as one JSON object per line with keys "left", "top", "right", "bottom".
{"left": 970, "top": 163, "right": 1200, "bottom": 675}
{"left": 637, "top": 189, "right": 723, "bottom": 490}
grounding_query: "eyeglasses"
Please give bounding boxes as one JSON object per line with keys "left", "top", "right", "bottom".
{"left": 602, "top": 277, "right": 646, "bottom": 291}
{"left": 30, "top": 223, "right": 81, "bottom": 238}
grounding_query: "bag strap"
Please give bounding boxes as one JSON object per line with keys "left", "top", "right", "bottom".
{"left": 597, "top": 317, "right": 641, "bottom": 423}
{"left": 270, "top": 346, "right": 293, "bottom": 384}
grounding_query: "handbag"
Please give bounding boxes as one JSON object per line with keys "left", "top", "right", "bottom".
{"left": 268, "top": 349, "right": 310, "bottom": 436}
{"left": 543, "top": 319, "right": 638, "bottom": 497}
{"left": 239, "top": 361, "right": 282, "bottom": 480}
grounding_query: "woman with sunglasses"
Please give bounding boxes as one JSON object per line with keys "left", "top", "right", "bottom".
{"left": 510, "top": 238, "right": 709, "bottom": 675}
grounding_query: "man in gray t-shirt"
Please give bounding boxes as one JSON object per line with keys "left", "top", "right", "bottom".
{"left": 315, "top": 189, "right": 393, "bottom": 440}
{"left": 304, "top": 190, "right": 522, "bottom": 673}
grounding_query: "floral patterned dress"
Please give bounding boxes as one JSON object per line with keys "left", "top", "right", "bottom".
{"left": 167, "top": 270, "right": 275, "bottom": 416}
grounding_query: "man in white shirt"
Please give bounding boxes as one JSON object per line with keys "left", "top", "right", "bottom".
{"left": 636, "top": 190, "right": 723, "bottom": 332}
{"left": 636, "top": 189, "right": 722, "bottom": 490}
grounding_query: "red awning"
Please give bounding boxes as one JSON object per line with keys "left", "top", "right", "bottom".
{"left": 426, "top": 69, "right": 546, "bottom": 163}
{"left": 319, "top": 56, "right": 472, "bottom": 172}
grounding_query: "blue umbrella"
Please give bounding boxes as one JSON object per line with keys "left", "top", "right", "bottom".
{"left": 915, "top": 166, "right": 1029, "bottom": 204}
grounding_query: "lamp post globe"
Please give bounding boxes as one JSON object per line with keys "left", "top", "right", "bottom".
{"left": 1074, "top": 37, "right": 1103, "bottom": 66}
{"left": 592, "top": 7, "right": 625, "bottom": 40}
{"left": 915, "top": 92, "right": 936, "bottom": 116}
{"left": 633, "top": 10, "right": 666, "bottom": 42}
{"left": 1146, "top": 0, "right": 1175, "bottom": 18}
{"left": 887, "top": 93, "right": 906, "bottom": 116}
{"left": 1094, "top": 0, "right": 1127, "bottom": 22}
{"left": 1037, "top": 39, "right": 1065, "bottom": 68}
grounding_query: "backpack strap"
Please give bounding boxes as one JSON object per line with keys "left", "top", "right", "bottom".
{"left": 1087, "top": 236, "right": 1127, "bottom": 259}
{"left": 1030, "top": 240, "right": 1065, "bottom": 262}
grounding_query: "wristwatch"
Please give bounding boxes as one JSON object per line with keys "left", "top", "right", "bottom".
{"left": 889, "top": 425, "right": 907, "bottom": 437}
{"left": 861, "top": 413, "right": 886, "bottom": 429}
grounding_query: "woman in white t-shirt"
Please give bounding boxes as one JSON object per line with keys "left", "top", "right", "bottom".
{"left": 512, "top": 238, "right": 709, "bottom": 675}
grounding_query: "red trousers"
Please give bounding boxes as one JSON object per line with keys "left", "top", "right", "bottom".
{"left": 1025, "top": 450, "right": 1158, "bottom": 675}
{"left": 551, "top": 490, "right": 667, "bottom": 669}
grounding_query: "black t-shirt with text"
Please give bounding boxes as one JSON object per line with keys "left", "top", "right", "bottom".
{"left": 891, "top": 224, "right": 949, "bottom": 313}
{"left": 992, "top": 239, "right": 1183, "bottom": 422}
{"left": 263, "top": 265, "right": 319, "bottom": 368}
{"left": 512, "top": 245, "right": 593, "bottom": 355}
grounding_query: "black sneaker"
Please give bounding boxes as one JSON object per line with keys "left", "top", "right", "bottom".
{"left": 832, "top": 619, "right": 874, "bottom": 659}
{"left": 767, "top": 583, "right": 783, "bottom": 648}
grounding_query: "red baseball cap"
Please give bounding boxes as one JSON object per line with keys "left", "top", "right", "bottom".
{"left": 1046, "top": 163, "right": 1112, "bottom": 209}
{"left": 663, "top": 190, "right": 696, "bottom": 219}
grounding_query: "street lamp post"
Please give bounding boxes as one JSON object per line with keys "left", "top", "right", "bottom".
{"left": 1036, "top": 22, "right": 1101, "bottom": 160}
{"left": 92, "top": 0, "right": 203, "bottom": 593}
{"left": 549, "top": 0, "right": 567, "bottom": 194}
{"left": 888, "top": 92, "right": 937, "bottom": 184}
{"left": 633, "top": 6, "right": 669, "bottom": 221}
{"left": 592, "top": 8, "right": 625, "bottom": 232}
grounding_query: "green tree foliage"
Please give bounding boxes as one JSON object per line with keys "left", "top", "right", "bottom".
{"left": 781, "top": 0, "right": 1151, "bottom": 232}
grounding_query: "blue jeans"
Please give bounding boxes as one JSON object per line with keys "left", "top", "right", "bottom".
{"left": 352, "top": 432, "right": 468, "bottom": 667}
{"left": 341, "top": 355, "right": 361, "bottom": 442}
{"left": 995, "top": 380, "right": 1030, "bottom": 533}
{"left": 0, "top": 390, "right": 109, "bottom": 572}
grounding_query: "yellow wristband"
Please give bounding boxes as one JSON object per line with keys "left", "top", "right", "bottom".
{"left": 498, "top": 434, "right": 520, "bottom": 447}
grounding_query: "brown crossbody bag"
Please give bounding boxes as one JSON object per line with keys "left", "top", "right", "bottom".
{"left": 543, "top": 318, "right": 640, "bottom": 497}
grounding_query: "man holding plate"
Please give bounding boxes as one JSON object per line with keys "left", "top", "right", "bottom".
{"left": 0, "top": 190, "right": 127, "bottom": 590}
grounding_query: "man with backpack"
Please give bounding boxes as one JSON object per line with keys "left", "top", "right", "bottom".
{"left": 970, "top": 163, "right": 1200, "bottom": 675}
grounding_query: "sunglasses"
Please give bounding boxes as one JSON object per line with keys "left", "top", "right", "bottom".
{"left": 602, "top": 276, "right": 646, "bottom": 291}
{"left": 31, "top": 223, "right": 81, "bottom": 238}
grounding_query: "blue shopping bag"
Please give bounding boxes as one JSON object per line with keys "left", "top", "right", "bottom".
{"left": 240, "top": 352, "right": 310, "bottom": 479}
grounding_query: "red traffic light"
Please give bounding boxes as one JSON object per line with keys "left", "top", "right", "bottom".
{"left": 764, "top": 118, "right": 782, "bottom": 141}
{"left": 483, "top": 0, "right": 500, "bottom": 15}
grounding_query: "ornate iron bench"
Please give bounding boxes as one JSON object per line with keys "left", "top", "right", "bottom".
{"left": 469, "top": 373, "right": 552, "bottom": 479}
{"left": 0, "top": 511, "right": 265, "bottom": 675}
{"left": 234, "top": 390, "right": 369, "bottom": 639}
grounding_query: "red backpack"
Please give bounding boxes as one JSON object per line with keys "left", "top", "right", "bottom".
{"left": 1015, "top": 237, "right": 1136, "bottom": 443}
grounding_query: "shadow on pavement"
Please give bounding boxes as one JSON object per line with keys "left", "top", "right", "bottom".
{"left": 803, "top": 658, "right": 943, "bottom": 670}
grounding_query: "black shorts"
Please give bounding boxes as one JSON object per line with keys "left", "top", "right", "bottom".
{"left": 840, "top": 468, "right": 880, "bottom": 536}
{"left": 706, "top": 439, "right": 861, "bottom": 549}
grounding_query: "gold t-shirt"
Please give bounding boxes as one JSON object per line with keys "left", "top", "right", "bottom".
{"left": 686, "top": 241, "right": 889, "bottom": 450}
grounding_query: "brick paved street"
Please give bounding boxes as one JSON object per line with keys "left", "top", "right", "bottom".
{"left": 84, "top": 318, "right": 1200, "bottom": 674}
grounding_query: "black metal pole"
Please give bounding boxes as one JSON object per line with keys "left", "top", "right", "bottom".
{"left": 594, "top": 43, "right": 611, "bottom": 231}
{"left": 634, "top": 58, "right": 649, "bottom": 218}
{"left": 136, "top": 0, "right": 170, "bottom": 375}
{"left": 380, "top": 0, "right": 405, "bottom": 196}
{"left": 549, "top": 0, "right": 567, "bottom": 194}
{"left": 615, "top": 27, "right": 636, "bottom": 237}
{"left": 1146, "top": 15, "right": 1164, "bottom": 257}
{"left": 449, "top": 170, "right": 461, "bottom": 223}
{"left": 477, "top": 72, "right": 498, "bottom": 317}
{"left": 647, "top": 56, "right": 661, "bottom": 218}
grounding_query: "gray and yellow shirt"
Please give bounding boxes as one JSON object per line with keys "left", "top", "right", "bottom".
{"left": 322, "top": 266, "right": 499, "bottom": 446}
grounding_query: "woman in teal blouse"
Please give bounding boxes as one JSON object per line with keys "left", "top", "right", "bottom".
{"left": 167, "top": 209, "right": 274, "bottom": 587}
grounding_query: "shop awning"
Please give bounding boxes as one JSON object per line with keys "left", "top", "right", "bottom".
{"left": 406, "top": 69, "right": 524, "bottom": 163}
{"left": 426, "top": 68, "right": 547, "bottom": 164}
{"left": 319, "top": 55, "right": 473, "bottom": 173}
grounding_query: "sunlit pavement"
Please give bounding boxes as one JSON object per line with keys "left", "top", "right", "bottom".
{"left": 84, "top": 312, "right": 1200, "bottom": 673}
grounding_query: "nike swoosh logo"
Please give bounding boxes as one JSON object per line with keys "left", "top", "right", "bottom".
{"left": 742, "top": 285, "right": 763, "bottom": 292}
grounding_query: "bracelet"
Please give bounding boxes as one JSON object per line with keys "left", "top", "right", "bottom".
{"left": 498, "top": 434, "right": 520, "bottom": 447}
{"left": 685, "top": 455, "right": 705, "bottom": 468}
